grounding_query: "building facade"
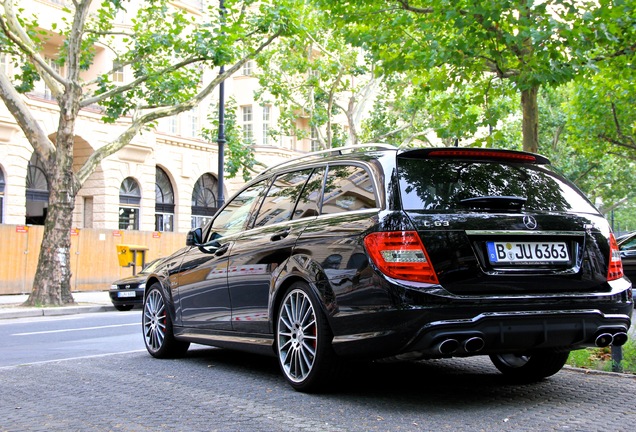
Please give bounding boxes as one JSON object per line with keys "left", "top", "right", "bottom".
{"left": 0, "top": 0, "right": 315, "bottom": 234}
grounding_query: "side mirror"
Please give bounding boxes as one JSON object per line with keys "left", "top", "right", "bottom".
{"left": 186, "top": 228, "right": 203, "bottom": 246}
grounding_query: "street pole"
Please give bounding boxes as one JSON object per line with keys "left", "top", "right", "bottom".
{"left": 216, "top": 0, "right": 226, "bottom": 208}
{"left": 612, "top": 345, "right": 623, "bottom": 373}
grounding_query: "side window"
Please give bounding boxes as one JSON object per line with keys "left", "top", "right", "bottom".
{"left": 254, "top": 169, "right": 313, "bottom": 228}
{"left": 321, "top": 165, "right": 377, "bottom": 215}
{"left": 620, "top": 236, "right": 636, "bottom": 252}
{"left": 293, "top": 167, "right": 325, "bottom": 220}
{"left": 209, "top": 180, "right": 268, "bottom": 238}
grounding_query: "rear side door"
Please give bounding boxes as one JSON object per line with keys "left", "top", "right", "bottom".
{"left": 292, "top": 163, "right": 384, "bottom": 316}
{"left": 176, "top": 180, "right": 269, "bottom": 329}
{"left": 228, "top": 168, "right": 322, "bottom": 334}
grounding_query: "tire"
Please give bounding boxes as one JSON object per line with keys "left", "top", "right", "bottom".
{"left": 114, "top": 304, "right": 134, "bottom": 312}
{"left": 143, "top": 283, "right": 190, "bottom": 358}
{"left": 276, "top": 282, "right": 339, "bottom": 392}
{"left": 489, "top": 351, "right": 570, "bottom": 382}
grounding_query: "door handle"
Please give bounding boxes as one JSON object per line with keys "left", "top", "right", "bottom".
{"left": 270, "top": 230, "right": 290, "bottom": 242}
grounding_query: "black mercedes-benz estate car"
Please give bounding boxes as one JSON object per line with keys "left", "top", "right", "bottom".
{"left": 142, "top": 145, "right": 633, "bottom": 391}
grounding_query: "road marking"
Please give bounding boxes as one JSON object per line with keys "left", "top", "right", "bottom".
{"left": 12, "top": 323, "right": 139, "bottom": 336}
{"left": 0, "top": 350, "right": 146, "bottom": 370}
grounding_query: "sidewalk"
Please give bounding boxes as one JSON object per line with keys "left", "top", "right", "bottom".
{"left": 0, "top": 291, "right": 116, "bottom": 320}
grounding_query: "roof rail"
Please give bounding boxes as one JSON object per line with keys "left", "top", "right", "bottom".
{"left": 258, "top": 143, "right": 396, "bottom": 177}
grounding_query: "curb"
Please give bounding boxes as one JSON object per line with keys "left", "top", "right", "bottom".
{"left": 0, "top": 305, "right": 116, "bottom": 320}
{"left": 563, "top": 365, "right": 636, "bottom": 379}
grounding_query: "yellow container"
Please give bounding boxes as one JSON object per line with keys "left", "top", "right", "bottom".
{"left": 116, "top": 244, "right": 148, "bottom": 267}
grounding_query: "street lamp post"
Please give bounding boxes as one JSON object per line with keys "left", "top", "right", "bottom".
{"left": 216, "top": 0, "right": 226, "bottom": 209}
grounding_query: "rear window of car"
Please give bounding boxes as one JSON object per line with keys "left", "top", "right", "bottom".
{"left": 397, "top": 158, "right": 598, "bottom": 214}
{"left": 321, "top": 164, "right": 377, "bottom": 214}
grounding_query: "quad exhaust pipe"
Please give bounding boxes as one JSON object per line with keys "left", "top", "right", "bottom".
{"left": 435, "top": 336, "right": 485, "bottom": 355}
{"left": 463, "top": 336, "right": 485, "bottom": 353}
{"left": 436, "top": 338, "right": 460, "bottom": 355}
{"left": 595, "top": 331, "right": 629, "bottom": 347}
{"left": 595, "top": 333, "right": 613, "bottom": 347}
{"left": 612, "top": 332, "right": 628, "bottom": 346}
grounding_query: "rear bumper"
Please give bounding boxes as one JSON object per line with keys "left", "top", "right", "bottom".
{"left": 406, "top": 309, "right": 630, "bottom": 355}
{"left": 332, "top": 309, "right": 631, "bottom": 359}
{"left": 330, "top": 279, "right": 633, "bottom": 359}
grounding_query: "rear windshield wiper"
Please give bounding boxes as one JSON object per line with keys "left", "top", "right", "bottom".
{"left": 459, "top": 195, "right": 527, "bottom": 211}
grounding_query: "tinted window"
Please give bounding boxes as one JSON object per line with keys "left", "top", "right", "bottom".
{"left": 293, "top": 167, "right": 324, "bottom": 219}
{"left": 210, "top": 180, "right": 268, "bottom": 238}
{"left": 398, "top": 158, "right": 597, "bottom": 213}
{"left": 620, "top": 235, "right": 636, "bottom": 251}
{"left": 321, "top": 165, "right": 377, "bottom": 215}
{"left": 254, "top": 170, "right": 313, "bottom": 228}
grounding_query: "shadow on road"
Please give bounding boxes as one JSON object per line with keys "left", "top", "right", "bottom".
{"left": 180, "top": 346, "right": 564, "bottom": 404}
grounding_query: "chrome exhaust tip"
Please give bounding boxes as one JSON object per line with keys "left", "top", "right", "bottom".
{"left": 595, "top": 333, "right": 613, "bottom": 347}
{"left": 463, "top": 337, "right": 485, "bottom": 353}
{"left": 612, "top": 332, "right": 628, "bottom": 346}
{"left": 436, "top": 338, "right": 460, "bottom": 355}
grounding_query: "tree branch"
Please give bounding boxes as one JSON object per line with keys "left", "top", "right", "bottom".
{"left": 602, "top": 102, "right": 636, "bottom": 149}
{"left": 0, "top": 0, "right": 67, "bottom": 97}
{"left": 371, "top": 124, "right": 410, "bottom": 142}
{"left": 593, "top": 43, "right": 636, "bottom": 63}
{"left": 84, "top": 29, "right": 136, "bottom": 38}
{"left": 80, "top": 56, "right": 206, "bottom": 107}
{"left": 77, "top": 30, "right": 282, "bottom": 184}
{"left": 599, "top": 134, "right": 636, "bottom": 151}
{"left": 395, "top": 0, "right": 433, "bottom": 14}
{"left": 611, "top": 102, "right": 624, "bottom": 137}
{"left": 0, "top": 70, "right": 55, "bottom": 161}
{"left": 66, "top": 0, "right": 93, "bottom": 84}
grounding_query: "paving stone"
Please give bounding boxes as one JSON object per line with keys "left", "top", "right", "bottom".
{"left": 0, "top": 351, "right": 634, "bottom": 431}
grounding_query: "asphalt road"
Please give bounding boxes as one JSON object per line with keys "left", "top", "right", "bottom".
{"left": 0, "top": 310, "right": 144, "bottom": 368}
{"left": 1, "top": 312, "right": 635, "bottom": 431}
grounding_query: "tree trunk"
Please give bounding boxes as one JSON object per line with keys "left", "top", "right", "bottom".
{"left": 25, "top": 183, "right": 76, "bottom": 306}
{"left": 521, "top": 86, "right": 539, "bottom": 153}
{"left": 24, "top": 87, "right": 80, "bottom": 307}
{"left": 346, "top": 95, "right": 359, "bottom": 146}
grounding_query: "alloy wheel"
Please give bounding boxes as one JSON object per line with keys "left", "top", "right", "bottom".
{"left": 277, "top": 288, "right": 318, "bottom": 383}
{"left": 143, "top": 289, "right": 166, "bottom": 353}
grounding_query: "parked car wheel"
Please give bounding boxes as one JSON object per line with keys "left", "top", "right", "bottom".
{"left": 276, "top": 282, "right": 338, "bottom": 392}
{"left": 143, "top": 284, "right": 190, "bottom": 358}
{"left": 114, "top": 304, "right": 134, "bottom": 312}
{"left": 489, "top": 351, "right": 570, "bottom": 382}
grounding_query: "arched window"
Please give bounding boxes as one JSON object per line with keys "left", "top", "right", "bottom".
{"left": 26, "top": 154, "right": 49, "bottom": 225}
{"left": 191, "top": 173, "right": 218, "bottom": 228}
{"left": 119, "top": 177, "right": 141, "bottom": 230}
{"left": 0, "top": 167, "right": 5, "bottom": 224}
{"left": 155, "top": 167, "right": 174, "bottom": 232}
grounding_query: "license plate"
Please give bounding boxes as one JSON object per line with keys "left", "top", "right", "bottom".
{"left": 117, "top": 291, "right": 136, "bottom": 298}
{"left": 487, "top": 241, "right": 569, "bottom": 264}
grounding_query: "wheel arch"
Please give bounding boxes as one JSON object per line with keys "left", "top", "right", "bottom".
{"left": 144, "top": 275, "right": 179, "bottom": 324}
{"left": 268, "top": 254, "right": 338, "bottom": 334}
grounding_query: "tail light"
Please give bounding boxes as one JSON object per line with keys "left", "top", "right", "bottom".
{"left": 363, "top": 231, "right": 439, "bottom": 284}
{"left": 607, "top": 233, "right": 624, "bottom": 281}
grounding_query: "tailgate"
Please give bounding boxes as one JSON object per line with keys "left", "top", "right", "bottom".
{"left": 409, "top": 212, "right": 611, "bottom": 295}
